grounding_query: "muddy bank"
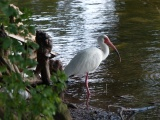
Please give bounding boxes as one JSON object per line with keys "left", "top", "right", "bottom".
{"left": 68, "top": 103, "right": 121, "bottom": 120}
{"left": 67, "top": 102, "right": 157, "bottom": 120}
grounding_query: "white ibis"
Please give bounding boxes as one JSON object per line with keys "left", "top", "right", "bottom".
{"left": 64, "top": 35, "right": 121, "bottom": 107}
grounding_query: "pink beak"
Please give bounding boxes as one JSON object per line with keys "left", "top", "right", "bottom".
{"left": 105, "top": 38, "right": 121, "bottom": 62}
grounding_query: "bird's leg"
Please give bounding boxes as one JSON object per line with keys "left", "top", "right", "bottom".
{"left": 85, "top": 72, "right": 90, "bottom": 96}
{"left": 85, "top": 72, "right": 90, "bottom": 108}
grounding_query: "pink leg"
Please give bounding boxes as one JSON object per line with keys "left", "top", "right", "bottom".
{"left": 85, "top": 72, "right": 90, "bottom": 108}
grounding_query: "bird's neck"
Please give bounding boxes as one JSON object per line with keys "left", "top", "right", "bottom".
{"left": 101, "top": 44, "right": 109, "bottom": 60}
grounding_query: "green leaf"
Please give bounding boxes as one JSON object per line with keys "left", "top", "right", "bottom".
{"left": 2, "top": 37, "right": 12, "bottom": 50}
{"left": 7, "top": 24, "right": 18, "bottom": 34}
{"left": 27, "top": 25, "right": 35, "bottom": 34}
{"left": 0, "top": 66, "right": 7, "bottom": 72}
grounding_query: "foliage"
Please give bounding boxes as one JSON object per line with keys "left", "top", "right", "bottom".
{"left": 0, "top": 0, "right": 67, "bottom": 120}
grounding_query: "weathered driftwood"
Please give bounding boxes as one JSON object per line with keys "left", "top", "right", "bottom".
{"left": 0, "top": 25, "right": 19, "bottom": 77}
{"left": 108, "top": 105, "right": 156, "bottom": 120}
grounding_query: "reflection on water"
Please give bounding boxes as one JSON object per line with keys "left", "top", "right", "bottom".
{"left": 6, "top": 0, "right": 160, "bottom": 119}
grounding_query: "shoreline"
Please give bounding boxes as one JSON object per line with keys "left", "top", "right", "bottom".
{"left": 68, "top": 103, "right": 121, "bottom": 120}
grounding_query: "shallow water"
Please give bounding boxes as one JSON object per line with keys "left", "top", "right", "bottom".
{"left": 4, "top": 0, "right": 160, "bottom": 119}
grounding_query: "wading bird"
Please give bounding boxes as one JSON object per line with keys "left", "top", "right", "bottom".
{"left": 64, "top": 35, "right": 121, "bottom": 107}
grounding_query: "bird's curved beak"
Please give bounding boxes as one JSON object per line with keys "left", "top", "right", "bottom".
{"left": 104, "top": 38, "right": 121, "bottom": 62}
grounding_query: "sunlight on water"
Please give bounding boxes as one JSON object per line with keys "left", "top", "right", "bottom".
{"left": 38, "top": 0, "right": 119, "bottom": 66}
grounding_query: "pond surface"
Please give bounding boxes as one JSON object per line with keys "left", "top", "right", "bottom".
{"left": 8, "top": 0, "right": 160, "bottom": 119}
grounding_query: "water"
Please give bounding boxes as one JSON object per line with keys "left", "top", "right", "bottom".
{"left": 3, "top": 0, "right": 160, "bottom": 119}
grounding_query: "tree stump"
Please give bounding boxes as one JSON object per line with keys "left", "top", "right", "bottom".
{"left": 35, "top": 30, "right": 53, "bottom": 85}
{"left": 49, "top": 59, "right": 63, "bottom": 74}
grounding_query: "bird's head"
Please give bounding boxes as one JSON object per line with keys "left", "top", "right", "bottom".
{"left": 98, "top": 35, "right": 121, "bottom": 62}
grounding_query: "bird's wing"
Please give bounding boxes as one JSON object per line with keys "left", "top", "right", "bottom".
{"left": 64, "top": 47, "right": 103, "bottom": 77}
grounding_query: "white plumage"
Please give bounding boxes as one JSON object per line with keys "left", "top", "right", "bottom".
{"left": 64, "top": 34, "right": 121, "bottom": 107}
{"left": 64, "top": 35, "right": 112, "bottom": 76}
{"left": 65, "top": 47, "right": 105, "bottom": 76}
